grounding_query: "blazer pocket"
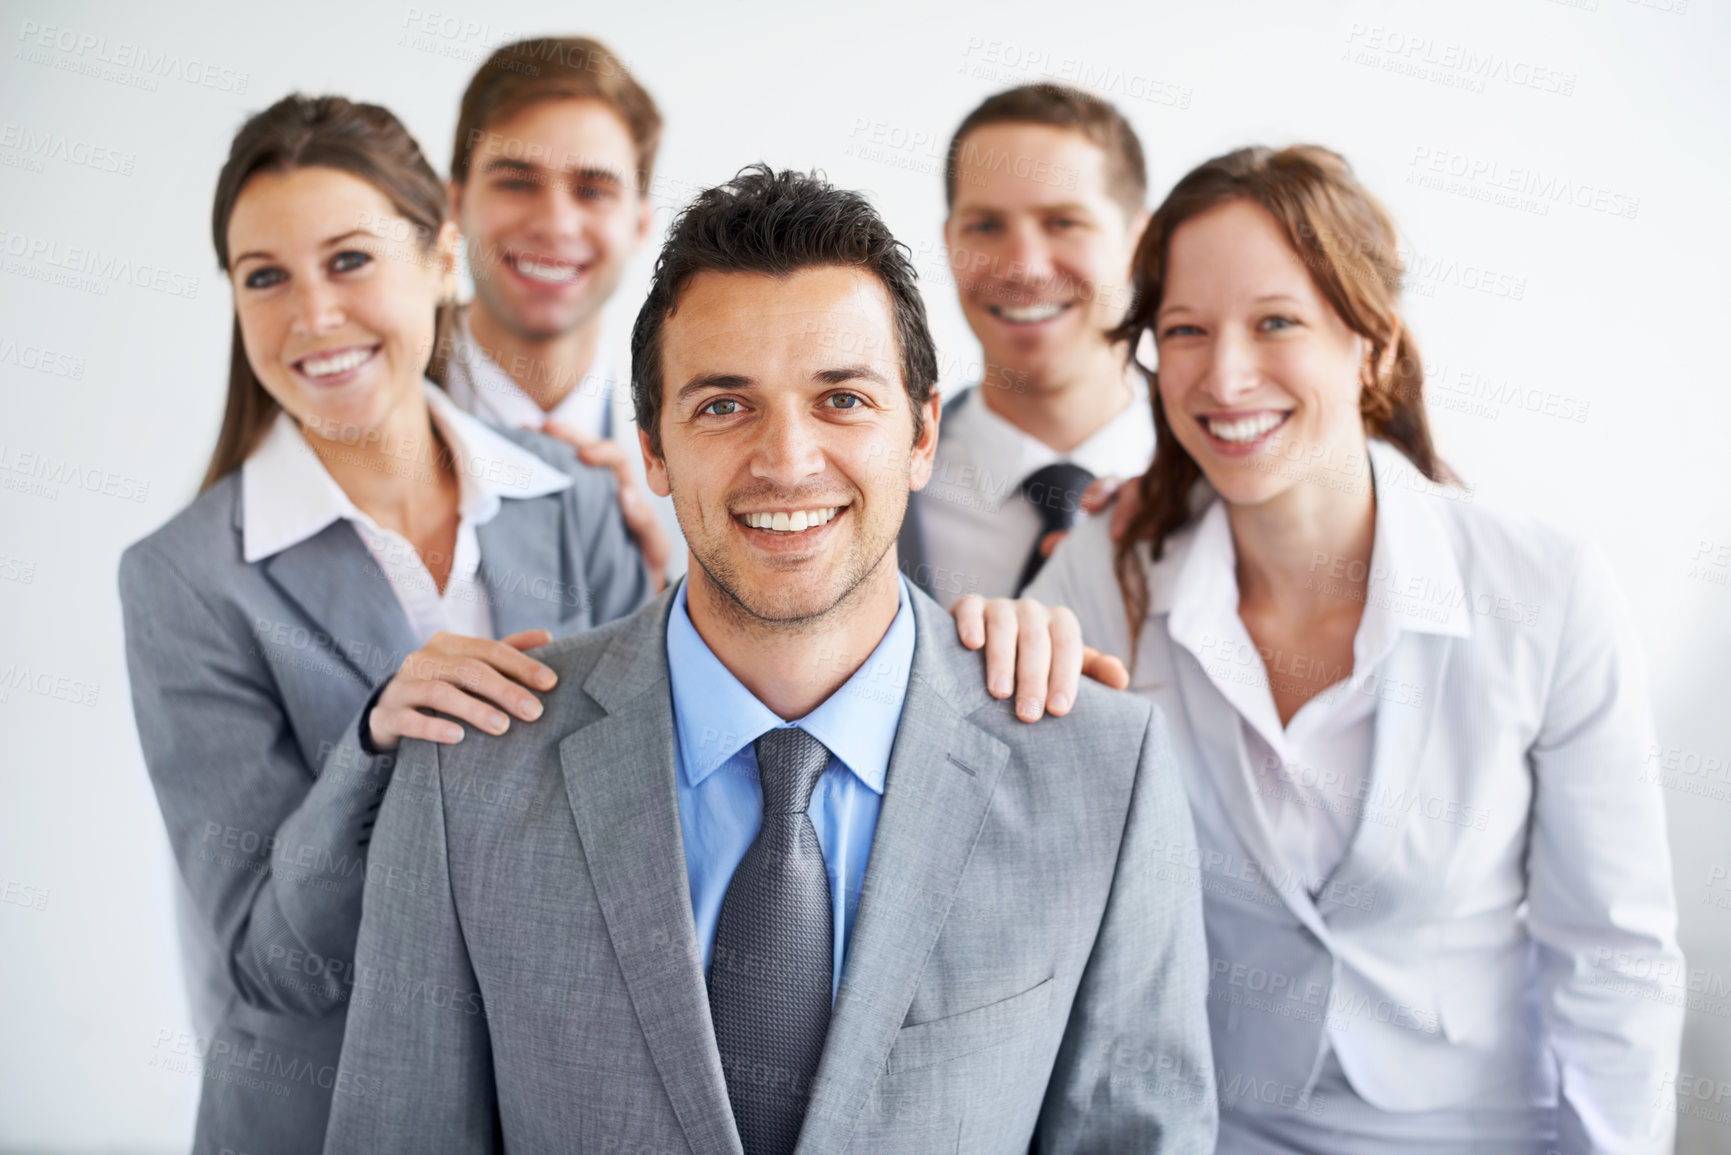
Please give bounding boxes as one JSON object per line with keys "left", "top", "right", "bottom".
{"left": 886, "top": 976, "right": 1054, "bottom": 1076}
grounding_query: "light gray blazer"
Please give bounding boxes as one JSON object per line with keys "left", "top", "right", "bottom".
{"left": 118, "top": 425, "right": 649, "bottom": 1155}
{"left": 325, "top": 581, "right": 1217, "bottom": 1154}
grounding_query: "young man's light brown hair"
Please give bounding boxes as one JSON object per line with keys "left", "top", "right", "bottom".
{"left": 450, "top": 36, "right": 663, "bottom": 191}
{"left": 944, "top": 83, "right": 1147, "bottom": 219}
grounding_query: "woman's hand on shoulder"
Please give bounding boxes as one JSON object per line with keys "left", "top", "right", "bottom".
{"left": 949, "top": 594, "right": 1130, "bottom": 723}
{"left": 367, "top": 629, "right": 558, "bottom": 752}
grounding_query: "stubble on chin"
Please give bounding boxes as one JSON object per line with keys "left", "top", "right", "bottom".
{"left": 687, "top": 531, "right": 895, "bottom": 637}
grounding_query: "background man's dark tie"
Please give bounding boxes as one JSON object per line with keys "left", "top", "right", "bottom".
{"left": 1016, "top": 462, "right": 1097, "bottom": 594}
{"left": 707, "top": 726, "right": 834, "bottom": 1155}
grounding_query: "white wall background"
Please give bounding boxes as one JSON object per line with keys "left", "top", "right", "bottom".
{"left": 1, "top": 0, "right": 1727, "bottom": 1149}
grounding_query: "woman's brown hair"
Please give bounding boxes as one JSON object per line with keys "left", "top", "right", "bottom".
{"left": 1109, "top": 144, "right": 1453, "bottom": 631}
{"left": 201, "top": 94, "right": 455, "bottom": 492}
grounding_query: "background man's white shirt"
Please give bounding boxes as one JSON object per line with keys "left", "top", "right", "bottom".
{"left": 914, "top": 380, "right": 1154, "bottom": 600}
{"left": 443, "top": 307, "right": 615, "bottom": 437}
{"left": 442, "top": 308, "right": 687, "bottom": 577}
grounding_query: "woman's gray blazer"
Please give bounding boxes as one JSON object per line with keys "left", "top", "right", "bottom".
{"left": 118, "top": 425, "right": 650, "bottom": 1154}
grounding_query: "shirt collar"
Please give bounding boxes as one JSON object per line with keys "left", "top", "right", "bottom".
{"left": 448, "top": 308, "right": 615, "bottom": 431}
{"left": 1163, "top": 438, "right": 1471, "bottom": 660}
{"left": 950, "top": 376, "right": 1153, "bottom": 487}
{"left": 664, "top": 577, "right": 918, "bottom": 794}
{"left": 240, "top": 379, "right": 570, "bottom": 564}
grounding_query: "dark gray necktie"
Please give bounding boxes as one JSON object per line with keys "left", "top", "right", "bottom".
{"left": 708, "top": 727, "right": 834, "bottom": 1155}
{"left": 1016, "top": 462, "right": 1097, "bottom": 594}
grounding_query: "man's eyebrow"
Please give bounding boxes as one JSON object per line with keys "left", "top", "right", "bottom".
{"left": 676, "top": 373, "right": 753, "bottom": 403}
{"left": 954, "top": 201, "right": 1091, "bottom": 216}
{"left": 814, "top": 365, "right": 890, "bottom": 387}
{"left": 572, "top": 166, "right": 624, "bottom": 187}
{"left": 482, "top": 158, "right": 626, "bottom": 186}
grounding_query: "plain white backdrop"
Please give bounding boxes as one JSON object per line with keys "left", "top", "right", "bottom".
{"left": 2, "top": 0, "right": 1728, "bottom": 1149}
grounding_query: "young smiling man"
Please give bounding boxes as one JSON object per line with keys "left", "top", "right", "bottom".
{"left": 441, "top": 36, "right": 680, "bottom": 583}
{"left": 327, "top": 165, "right": 1214, "bottom": 1154}
{"left": 901, "top": 83, "right": 1153, "bottom": 600}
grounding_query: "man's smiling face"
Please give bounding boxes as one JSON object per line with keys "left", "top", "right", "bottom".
{"left": 944, "top": 123, "right": 1141, "bottom": 392}
{"left": 643, "top": 265, "right": 938, "bottom": 627}
{"left": 453, "top": 97, "right": 650, "bottom": 342}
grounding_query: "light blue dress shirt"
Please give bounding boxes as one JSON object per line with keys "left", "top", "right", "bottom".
{"left": 665, "top": 577, "right": 917, "bottom": 1001}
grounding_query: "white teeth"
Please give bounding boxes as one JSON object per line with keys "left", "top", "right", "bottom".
{"left": 996, "top": 302, "right": 1066, "bottom": 323}
{"left": 743, "top": 508, "right": 839, "bottom": 532}
{"left": 513, "top": 255, "right": 579, "bottom": 284}
{"left": 300, "top": 347, "right": 374, "bottom": 378}
{"left": 1206, "top": 413, "right": 1286, "bottom": 444}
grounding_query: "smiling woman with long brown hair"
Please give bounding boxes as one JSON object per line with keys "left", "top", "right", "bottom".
{"left": 118, "top": 93, "right": 652, "bottom": 1154}
{"left": 1030, "top": 144, "right": 1683, "bottom": 1152}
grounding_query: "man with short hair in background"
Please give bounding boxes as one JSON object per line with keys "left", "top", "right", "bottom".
{"left": 442, "top": 36, "right": 681, "bottom": 584}
{"left": 902, "top": 83, "right": 1153, "bottom": 602}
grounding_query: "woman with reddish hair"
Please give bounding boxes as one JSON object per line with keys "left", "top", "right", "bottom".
{"left": 1031, "top": 145, "right": 1682, "bottom": 1152}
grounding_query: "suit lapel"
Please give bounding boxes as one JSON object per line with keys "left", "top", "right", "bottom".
{"left": 259, "top": 520, "right": 419, "bottom": 688}
{"left": 477, "top": 494, "right": 567, "bottom": 637}
{"left": 1319, "top": 633, "right": 1455, "bottom": 911}
{"left": 794, "top": 592, "right": 1009, "bottom": 1154}
{"left": 1169, "top": 643, "right": 1333, "bottom": 942}
{"left": 558, "top": 591, "right": 742, "bottom": 1155}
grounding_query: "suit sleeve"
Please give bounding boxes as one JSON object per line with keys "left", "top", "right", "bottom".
{"left": 325, "top": 736, "right": 497, "bottom": 1152}
{"left": 1525, "top": 542, "right": 1684, "bottom": 1155}
{"left": 119, "top": 540, "right": 399, "bottom": 1017}
{"left": 1037, "top": 705, "right": 1218, "bottom": 1154}
{"left": 566, "top": 460, "right": 652, "bottom": 628}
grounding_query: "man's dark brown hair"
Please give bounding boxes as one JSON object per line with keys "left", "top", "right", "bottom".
{"left": 630, "top": 164, "right": 939, "bottom": 456}
{"left": 451, "top": 36, "right": 662, "bottom": 191}
{"left": 945, "top": 83, "right": 1147, "bottom": 219}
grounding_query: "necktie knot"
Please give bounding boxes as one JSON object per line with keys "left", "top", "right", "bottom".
{"left": 1015, "top": 462, "right": 1097, "bottom": 593}
{"left": 754, "top": 727, "right": 830, "bottom": 816}
{"left": 1020, "top": 462, "right": 1097, "bottom": 535}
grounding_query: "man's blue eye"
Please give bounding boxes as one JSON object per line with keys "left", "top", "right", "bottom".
{"left": 830, "top": 393, "right": 861, "bottom": 409}
{"left": 703, "top": 398, "right": 739, "bottom": 416}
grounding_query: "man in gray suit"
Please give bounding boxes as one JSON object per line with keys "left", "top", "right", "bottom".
{"left": 327, "top": 164, "right": 1215, "bottom": 1153}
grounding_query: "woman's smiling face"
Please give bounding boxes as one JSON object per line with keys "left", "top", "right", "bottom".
{"left": 1153, "top": 197, "right": 1373, "bottom": 506}
{"left": 226, "top": 166, "right": 456, "bottom": 441}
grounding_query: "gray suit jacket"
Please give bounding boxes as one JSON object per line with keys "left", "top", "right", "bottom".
{"left": 326, "top": 582, "right": 1217, "bottom": 1153}
{"left": 118, "top": 426, "right": 649, "bottom": 1155}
